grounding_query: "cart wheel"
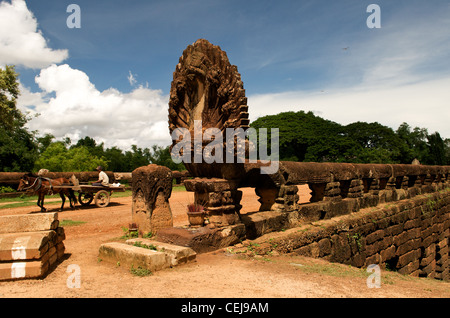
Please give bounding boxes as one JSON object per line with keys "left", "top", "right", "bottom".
{"left": 78, "top": 193, "right": 93, "bottom": 206}
{"left": 95, "top": 190, "right": 110, "bottom": 208}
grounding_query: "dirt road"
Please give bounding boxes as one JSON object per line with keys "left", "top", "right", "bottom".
{"left": 0, "top": 186, "right": 449, "bottom": 299}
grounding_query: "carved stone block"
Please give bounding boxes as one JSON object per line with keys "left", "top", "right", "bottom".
{"left": 185, "top": 178, "right": 242, "bottom": 227}
{"left": 131, "top": 165, "right": 173, "bottom": 236}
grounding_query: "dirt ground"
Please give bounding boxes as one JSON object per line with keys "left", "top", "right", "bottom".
{"left": 0, "top": 185, "right": 449, "bottom": 299}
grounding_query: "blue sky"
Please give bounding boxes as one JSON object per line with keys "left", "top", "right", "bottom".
{"left": 2, "top": 0, "right": 450, "bottom": 150}
{"left": 20, "top": 0, "right": 393, "bottom": 93}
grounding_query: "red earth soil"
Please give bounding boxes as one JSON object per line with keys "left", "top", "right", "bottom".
{"left": 0, "top": 186, "right": 449, "bottom": 298}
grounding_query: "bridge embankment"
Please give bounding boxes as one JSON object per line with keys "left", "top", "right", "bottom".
{"left": 232, "top": 187, "right": 450, "bottom": 281}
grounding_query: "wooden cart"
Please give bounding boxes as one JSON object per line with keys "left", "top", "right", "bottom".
{"left": 49, "top": 183, "right": 126, "bottom": 208}
{"left": 74, "top": 184, "right": 126, "bottom": 208}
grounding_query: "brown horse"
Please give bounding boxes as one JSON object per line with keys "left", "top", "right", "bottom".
{"left": 17, "top": 173, "right": 78, "bottom": 212}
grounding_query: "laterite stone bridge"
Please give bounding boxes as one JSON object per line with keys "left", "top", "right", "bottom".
{"left": 131, "top": 39, "right": 450, "bottom": 281}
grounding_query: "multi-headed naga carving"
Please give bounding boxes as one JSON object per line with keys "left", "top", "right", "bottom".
{"left": 168, "top": 39, "right": 251, "bottom": 226}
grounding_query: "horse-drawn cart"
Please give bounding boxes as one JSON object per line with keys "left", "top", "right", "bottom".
{"left": 18, "top": 174, "right": 126, "bottom": 211}
{"left": 74, "top": 184, "right": 125, "bottom": 208}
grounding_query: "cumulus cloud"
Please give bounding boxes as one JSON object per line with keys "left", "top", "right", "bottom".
{"left": 248, "top": 4, "right": 450, "bottom": 139}
{"left": 127, "top": 71, "right": 137, "bottom": 86}
{"left": 5, "top": 0, "right": 170, "bottom": 150}
{"left": 0, "top": 0, "right": 68, "bottom": 68}
{"left": 18, "top": 64, "right": 171, "bottom": 150}
{"left": 248, "top": 76, "right": 450, "bottom": 139}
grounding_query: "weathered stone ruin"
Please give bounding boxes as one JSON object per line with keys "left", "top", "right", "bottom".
{"left": 158, "top": 39, "right": 450, "bottom": 280}
{"left": 125, "top": 39, "right": 449, "bottom": 280}
{"left": 0, "top": 213, "right": 66, "bottom": 281}
{"left": 99, "top": 164, "right": 198, "bottom": 272}
{"left": 167, "top": 39, "right": 250, "bottom": 225}
{"left": 131, "top": 164, "right": 173, "bottom": 236}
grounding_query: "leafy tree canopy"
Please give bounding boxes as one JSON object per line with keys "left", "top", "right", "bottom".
{"left": 250, "top": 111, "right": 449, "bottom": 165}
{"left": 32, "top": 134, "right": 186, "bottom": 173}
{"left": 34, "top": 142, "right": 108, "bottom": 172}
{"left": 0, "top": 65, "right": 38, "bottom": 171}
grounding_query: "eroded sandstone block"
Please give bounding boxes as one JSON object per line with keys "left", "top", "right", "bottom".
{"left": 131, "top": 164, "right": 173, "bottom": 236}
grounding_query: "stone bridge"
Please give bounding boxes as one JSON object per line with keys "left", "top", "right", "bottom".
{"left": 131, "top": 39, "right": 449, "bottom": 281}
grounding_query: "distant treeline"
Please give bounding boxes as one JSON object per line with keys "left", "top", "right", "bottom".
{"left": 2, "top": 66, "right": 449, "bottom": 172}
{"left": 250, "top": 111, "right": 450, "bottom": 165}
{"left": 1, "top": 65, "right": 185, "bottom": 173}
{"left": 30, "top": 135, "right": 185, "bottom": 173}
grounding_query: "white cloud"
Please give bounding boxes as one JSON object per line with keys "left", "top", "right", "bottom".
{"left": 0, "top": 0, "right": 68, "bottom": 68}
{"left": 248, "top": 76, "right": 450, "bottom": 139}
{"left": 127, "top": 71, "right": 137, "bottom": 86}
{"left": 248, "top": 4, "right": 450, "bottom": 140}
{"left": 18, "top": 64, "right": 171, "bottom": 150}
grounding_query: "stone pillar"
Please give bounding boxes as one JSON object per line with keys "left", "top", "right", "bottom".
{"left": 368, "top": 178, "right": 380, "bottom": 195}
{"left": 361, "top": 178, "right": 380, "bottom": 208}
{"left": 274, "top": 185, "right": 299, "bottom": 211}
{"left": 131, "top": 165, "right": 173, "bottom": 236}
{"left": 323, "top": 181, "right": 342, "bottom": 201}
{"left": 386, "top": 177, "right": 397, "bottom": 190}
{"left": 423, "top": 173, "right": 438, "bottom": 192}
{"left": 401, "top": 176, "right": 409, "bottom": 190}
{"left": 348, "top": 179, "right": 364, "bottom": 199}
{"left": 443, "top": 173, "right": 450, "bottom": 188}
{"left": 255, "top": 187, "right": 278, "bottom": 211}
{"left": 256, "top": 185, "right": 299, "bottom": 212}
{"left": 184, "top": 178, "right": 242, "bottom": 227}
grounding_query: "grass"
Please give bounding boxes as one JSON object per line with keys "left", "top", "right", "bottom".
{"left": 0, "top": 186, "right": 187, "bottom": 210}
{"left": 109, "top": 190, "right": 132, "bottom": 198}
{"left": 130, "top": 265, "right": 152, "bottom": 277}
{"left": 295, "top": 261, "right": 370, "bottom": 279}
{"left": 132, "top": 241, "right": 158, "bottom": 251}
{"left": 0, "top": 193, "right": 54, "bottom": 203}
{"left": 119, "top": 226, "right": 139, "bottom": 240}
{"left": 0, "top": 189, "right": 133, "bottom": 209}
{"left": 60, "top": 219, "right": 87, "bottom": 227}
{"left": 172, "top": 185, "right": 187, "bottom": 192}
{"left": 289, "top": 259, "right": 420, "bottom": 286}
{"left": 0, "top": 198, "right": 63, "bottom": 209}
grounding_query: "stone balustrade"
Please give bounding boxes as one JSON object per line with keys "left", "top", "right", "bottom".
{"left": 183, "top": 162, "right": 449, "bottom": 228}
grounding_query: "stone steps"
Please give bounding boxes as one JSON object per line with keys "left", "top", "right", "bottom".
{"left": 98, "top": 239, "right": 196, "bottom": 273}
{"left": 0, "top": 213, "right": 66, "bottom": 281}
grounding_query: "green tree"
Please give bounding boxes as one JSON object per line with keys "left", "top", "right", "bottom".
{"left": 104, "top": 146, "right": 128, "bottom": 172}
{"left": 123, "top": 145, "right": 151, "bottom": 171}
{"left": 248, "top": 111, "right": 444, "bottom": 164}
{"left": 35, "top": 141, "right": 108, "bottom": 172}
{"left": 71, "top": 136, "right": 105, "bottom": 158}
{"left": 426, "top": 132, "right": 446, "bottom": 165}
{"left": 37, "top": 133, "right": 55, "bottom": 154}
{"left": 250, "top": 111, "right": 360, "bottom": 162}
{"left": 396, "top": 123, "right": 429, "bottom": 163}
{"left": 148, "top": 145, "right": 185, "bottom": 171}
{"left": 0, "top": 65, "right": 38, "bottom": 171}
{"left": 342, "top": 122, "right": 408, "bottom": 163}
{"left": 445, "top": 138, "right": 450, "bottom": 165}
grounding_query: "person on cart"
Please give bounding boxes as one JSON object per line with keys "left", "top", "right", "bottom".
{"left": 92, "top": 166, "right": 109, "bottom": 187}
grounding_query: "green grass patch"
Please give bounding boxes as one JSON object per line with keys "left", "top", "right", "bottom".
{"left": 172, "top": 185, "right": 187, "bottom": 192}
{"left": 296, "top": 262, "right": 370, "bottom": 279}
{"left": 293, "top": 261, "right": 402, "bottom": 285}
{"left": 119, "top": 226, "right": 139, "bottom": 240}
{"left": 0, "top": 199, "right": 63, "bottom": 209}
{"left": 0, "top": 185, "right": 184, "bottom": 210}
{"left": 132, "top": 241, "right": 158, "bottom": 251}
{"left": 109, "top": 190, "right": 132, "bottom": 198}
{"left": 0, "top": 194, "right": 43, "bottom": 203}
{"left": 60, "top": 219, "right": 86, "bottom": 227}
{"left": 130, "top": 265, "right": 152, "bottom": 277}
